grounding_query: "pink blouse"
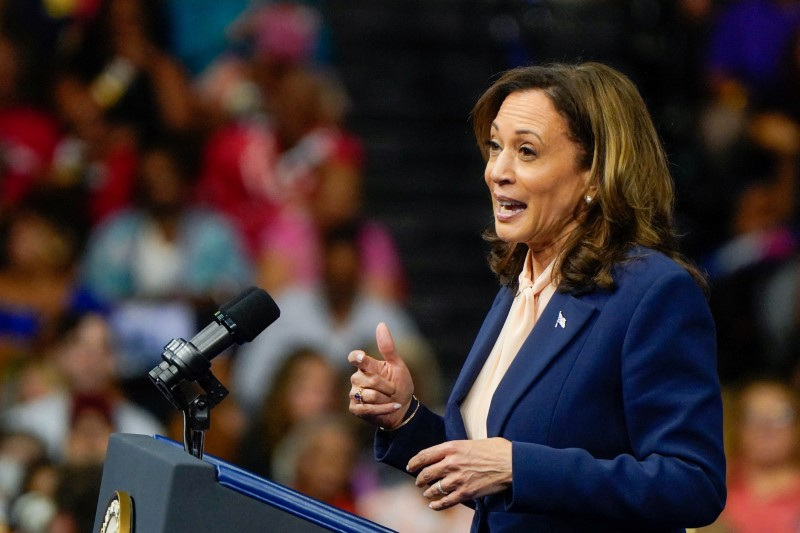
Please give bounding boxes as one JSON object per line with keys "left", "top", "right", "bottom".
{"left": 460, "top": 251, "right": 557, "bottom": 440}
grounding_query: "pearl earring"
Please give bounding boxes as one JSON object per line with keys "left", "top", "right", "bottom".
{"left": 585, "top": 195, "right": 592, "bottom": 204}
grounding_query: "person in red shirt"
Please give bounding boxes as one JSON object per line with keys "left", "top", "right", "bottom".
{"left": 0, "top": 33, "right": 60, "bottom": 210}
{"left": 712, "top": 380, "right": 800, "bottom": 532}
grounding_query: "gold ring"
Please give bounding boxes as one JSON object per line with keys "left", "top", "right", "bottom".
{"left": 436, "top": 480, "right": 449, "bottom": 496}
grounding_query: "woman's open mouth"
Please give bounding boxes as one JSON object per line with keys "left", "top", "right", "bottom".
{"left": 496, "top": 198, "right": 527, "bottom": 221}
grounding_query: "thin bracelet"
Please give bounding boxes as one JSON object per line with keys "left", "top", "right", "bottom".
{"left": 380, "top": 395, "right": 420, "bottom": 432}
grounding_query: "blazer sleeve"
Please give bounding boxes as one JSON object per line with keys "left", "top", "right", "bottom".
{"left": 374, "top": 404, "right": 448, "bottom": 473}
{"left": 505, "top": 268, "right": 727, "bottom": 527}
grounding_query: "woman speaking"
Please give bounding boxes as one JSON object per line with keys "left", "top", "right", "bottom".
{"left": 347, "top": 63, "right": 726, "bottom": 532}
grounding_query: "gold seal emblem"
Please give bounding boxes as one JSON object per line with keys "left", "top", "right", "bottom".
{"left": 100, "top": 491, "right": 133, "bottom": 533}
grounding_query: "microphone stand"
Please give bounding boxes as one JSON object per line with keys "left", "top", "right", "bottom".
{"left": 147, "top": 287, "right": 280, "bottom": 459}
{"left": 149, "top": 339, "right": 229, "bottom": 460}
{"left": 180, "top": 372, "right": 228, "bottom": 459}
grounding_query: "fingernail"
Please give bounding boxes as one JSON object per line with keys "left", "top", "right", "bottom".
{"left": 356, "top": 351, "right": 364, "bottom": 363}
{"left": 405, "top": 464, "right": 411, "bottom": 472}
{"left": 393, "top": 403, "right": 402, "bottom": 410}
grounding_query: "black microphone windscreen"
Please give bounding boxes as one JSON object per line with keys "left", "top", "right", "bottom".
{"left": 222, "top": 287, "right": 280, "bottom": 342}
{"left": 220, "top": 286, "right": 258, "bottom": 313}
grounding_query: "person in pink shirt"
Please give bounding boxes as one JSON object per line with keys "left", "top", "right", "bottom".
{"left": 710, "top": 380, "right": 800, "bottom": 533}
{"left": 256, "top": 125, "right": 406, "bottom": 303}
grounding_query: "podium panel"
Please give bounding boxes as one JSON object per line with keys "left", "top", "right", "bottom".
{"left": 94, "top": 433, "right": 395, "bottom": 533}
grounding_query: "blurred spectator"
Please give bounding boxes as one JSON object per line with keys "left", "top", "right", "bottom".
{"left": 254, "top": 68, "right": 406, "bottom": 301}
{"left": 0, "top": 188, "right": 92, "bottom": 363}
{"left": 0, "top": 357, "right": 62, "bottom": 409}
{"left": 164, "top": 0, "right": 249, "bottom": 76}
{"left": 0, "top": 32, "right": 60, "bottom": 211}
{"left": 1, "top": 312, "right": 162, "bottom": 460}
{"left": 193, "top": 3, "right": 351, "bottom": 260}
{"left": 63, "top": 393, "right": 114, "bottom": 466}
{"left": 18, "top": 458, "right": 59, "bottom": 502}
{"left": 49, "top": 69, "right": 139, "bottom": 225}
{"left": 0, "top": 431, "right": 48, "bottom": 530}
{"left": 80, "top": 137, "right": 252, "bottom": 305}
{"left": 230, "top": 1, "right": 331, "bottom": 94}
{"left": 48, "top": 463, "right": 103, "bottom": 533}
{"left": 237, "top": 347, "right": 341, "bottom": 479}
{"left": 192, "top": 89, "right": 281, "bottom": 256}
{"left": 271, "top": 414, "right": 361, "bottom": 514}
{"left": 6, "top": 458, "right": 59, "bottom": 533}
{"left": 58, "top": 0, "right": 196, "bottom": 141}
{"left": 196, "top": 16, "right": 407, "bottom": 299}
{"left": 191, "top": 16, "right": 328, "bottom": 257}
{"left": 699, "top": 0, "right": 800, "bottom": 178}
{"left": 702, "top": 379, "right": 800, "bottom": 532}
{"left": 194, "top": 67, "right": 354, "bottom": 256}
{"left": 192, "top": 0, "right": 330, "bottom": 130}
{"left": 232, "top": 221, "right": 424, "bottom": 413}
{"left": 79, "top": 138, "right": 252, "bottom": 411}
{"left": 704, "top": 111, "right": 800, "bottom": 384}
{"left": 6, "top": 399, "right": 114, "bottom": 530}
{"left": 761, "top": 251, "right": 800, "bottom": 388}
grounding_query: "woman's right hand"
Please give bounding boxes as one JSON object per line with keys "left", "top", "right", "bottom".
{"left": 348, "top": 322, "right": 415, "bottom": 429}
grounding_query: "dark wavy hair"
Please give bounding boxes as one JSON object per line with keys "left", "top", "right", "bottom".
{"left": 471, "top": 62, "right": 705, "bottom": 293}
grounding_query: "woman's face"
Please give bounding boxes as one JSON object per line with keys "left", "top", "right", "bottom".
{"left": 296, "top": 424, "right": 356, "bottom": 501}
{"left": 138, "top": 149, "right": 185, "bottom": 213}
{"left": 66, "top": 408, "right": 113, "bottom": 465}
{"left": 739, "top": 384, "right": 798, "bottom": 467}
{"left": 6, "top": 212, "right": 69, "bottom": 272}
{"left": 57, "top": 315, "right": 116, "bottom": 394}
{"left": 286, "top": 356, "right": 336, "bottom": 422}
{"left": 484, "top": 89, "right": 591, "bottom": 251}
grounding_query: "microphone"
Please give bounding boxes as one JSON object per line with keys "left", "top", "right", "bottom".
{"left": 148, "top": 287, "right": 280, "bottom": 399}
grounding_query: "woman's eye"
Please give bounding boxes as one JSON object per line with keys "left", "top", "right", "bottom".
{"left": 519, "top": 146, "right": 536, "bottom": 157}
{"left": 485, "top": 140, "right": 501, "bottom": 153}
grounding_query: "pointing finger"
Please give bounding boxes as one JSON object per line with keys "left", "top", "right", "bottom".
{"left": 347, "top": 350, "right": 382, "bottom": 375}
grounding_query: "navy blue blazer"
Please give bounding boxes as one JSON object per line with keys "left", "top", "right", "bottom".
{"left": 376, "top": 249, "right": 726, "bottom": 532}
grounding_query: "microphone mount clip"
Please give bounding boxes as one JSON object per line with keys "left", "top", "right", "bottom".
{"left": 149, "top": 336, "right": 230, "bottom": 460}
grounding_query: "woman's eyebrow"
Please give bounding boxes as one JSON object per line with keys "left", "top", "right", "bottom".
{"left": 490, "top": 122, "right": 543, "bottom": 143}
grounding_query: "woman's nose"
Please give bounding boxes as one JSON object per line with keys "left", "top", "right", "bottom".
{"left": 487, "top": 149, "right": 514, "bottom": 184}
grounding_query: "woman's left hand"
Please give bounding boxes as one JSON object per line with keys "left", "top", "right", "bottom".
{"left": 407, "top": 437, "right": 513, "bottom": 510}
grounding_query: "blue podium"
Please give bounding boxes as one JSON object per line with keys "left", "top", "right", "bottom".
{"left": 93, "top": 433, "right": 396, "bottom": 532}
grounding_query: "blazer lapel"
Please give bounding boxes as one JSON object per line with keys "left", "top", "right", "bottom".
{"left": 450, "top": 289, "right": 514, "bottom": 406}
{"left": 486, "top": 291, "right": 597, "bottom": 436}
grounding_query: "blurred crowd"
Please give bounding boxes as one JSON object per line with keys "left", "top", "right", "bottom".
{"left": 0, "top": 0, "right": 797, "bottom": 532}
{"left": 0, "top": 0, "right": 461, "bottom": 531}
